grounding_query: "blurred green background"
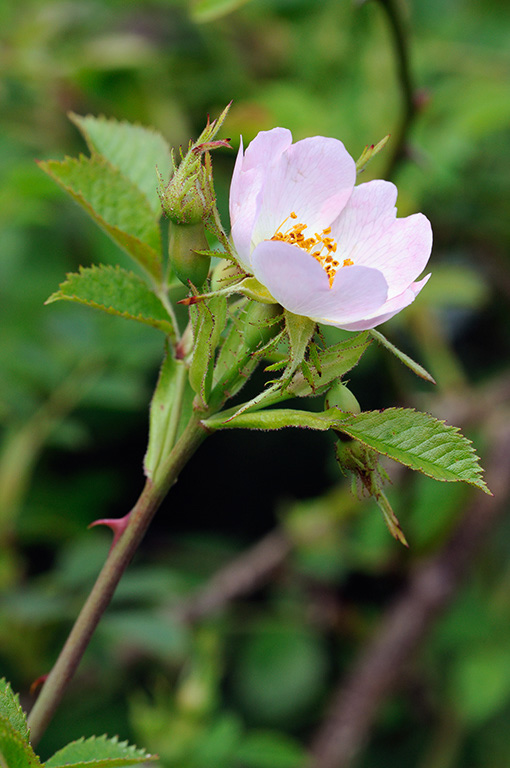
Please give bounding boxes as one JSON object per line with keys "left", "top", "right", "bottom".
{"left": 1, "top": 0, "right": 510, "bottom": 766}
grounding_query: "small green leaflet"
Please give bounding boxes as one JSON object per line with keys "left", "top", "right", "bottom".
{"left": 203, "top": 407, "right": 489, "bottom": 493}
{"left": 70, "top": 114, "right": 172, "bottom": 215}
{"left": 0, "top": 680, "right": 39, "bottom": 768}
{"left": 0, "top": 720, "right": 40, "bottom": 768}
{"left": 44, "top": 734, "right": 157, "bottom": 768}
{"left": 0, "top": 680, "right": 29, "bottom": 743}
{"left": 46, "top": 265, "right": 175, "bottom": 337}
{"left": 38, "top": 155, "right": 162, "bottom": 279}
{"left": 335, "top": 408, "right": 490, "bottom": 493}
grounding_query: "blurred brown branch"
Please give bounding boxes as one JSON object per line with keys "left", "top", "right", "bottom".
{"left": 375, "top": 0, "right": 421, "bottom": 179}
{"left": 308, "top": 418, "right": 510, "bottom": 768}
{"left": 178, "top": 529, "right": 292, "bottom": 623}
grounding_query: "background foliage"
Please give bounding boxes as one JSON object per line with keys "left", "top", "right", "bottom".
{"left": 1, "top": 0, "right": 510, "bottom": 766}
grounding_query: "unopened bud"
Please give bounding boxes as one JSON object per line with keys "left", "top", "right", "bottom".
{"left": 158, "top": 105, "right": 231, "bottom": 225}
{"left": 326, "top": 380, "right": 361, "bottom": 414}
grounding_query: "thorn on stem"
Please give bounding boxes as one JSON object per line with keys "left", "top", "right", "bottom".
{"left": 30, "top": 675, "right": 48, "bottom": 697}
{"left": 89, "top": 513, "right": 131, "bottom": 547}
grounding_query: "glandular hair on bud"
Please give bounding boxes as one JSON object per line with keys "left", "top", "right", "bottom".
{"left": 168, "top": 220, "right": 210, "bottom": 288}
{"left": 243, "top": 301, "right": 283, "bottom": 352}
{"left": 326, "top": 380, "right": 361, "bottom": 414}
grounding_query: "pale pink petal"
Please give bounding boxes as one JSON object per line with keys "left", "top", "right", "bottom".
{"left": 331, "top": 180, "right": 432, "bottom": 299}
{"left": 336, "top": 274, "right": 431, "bottom": 331}
{"left": 251, "top": 240, "right": 388, "bottom": 323}
{"left": 251, "top": 136, "right": 356, "bottom": 246}
{"left": 230, "top": 129, "right": 293, "bottom": 269}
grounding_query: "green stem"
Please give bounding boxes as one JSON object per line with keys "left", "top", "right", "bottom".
{"left": 27, "top": 412, "right": 208, "bottom": 746}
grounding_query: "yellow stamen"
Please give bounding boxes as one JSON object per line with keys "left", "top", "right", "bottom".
{"left": 270, "top": 213, "right": 354, "bottom": 287}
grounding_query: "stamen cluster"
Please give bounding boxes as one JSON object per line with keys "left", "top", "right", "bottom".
{"left": 271, "top": 212, "right": 353, "bottom": 287}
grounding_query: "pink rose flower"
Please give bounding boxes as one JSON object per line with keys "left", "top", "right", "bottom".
{"left": 229, "top": 128, "right": 432, "bottom": 331}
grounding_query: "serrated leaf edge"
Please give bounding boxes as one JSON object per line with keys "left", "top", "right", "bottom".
{"left": 68, "top": 112, "right": 171, "bottom": 214}
{"left": 335, "top": 407, "right": 491, "bottom": 494}
{"left": 0, "top": 678, "right": 30, "bottom": 742}
{"left": 38, "top": 155, "right": 162, "bottom": 279}
{"left": 46, "top": 265, "right": 174, "bottom": 335}
{"left": 44, "top": 734, "right": 156, "bottom": 768}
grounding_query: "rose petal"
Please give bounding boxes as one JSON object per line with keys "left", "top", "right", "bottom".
{"left": 331, "top": 180, "right": 432, "bottom": 299}
{"left": 230, "top": 129, "right": 293, "bottom": 269}
{"left": 251, "top": 135, "right": 356, "bottom": 247}
{"left": 336, "top": 274, "right": 431, "bottom": 331}
{"left": 251, "top": 240, "right": 388, "bottom": 324}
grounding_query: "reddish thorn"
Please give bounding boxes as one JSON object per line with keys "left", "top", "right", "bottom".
{"left": 89, "top": 513, "right": 131, "bottom": 547}
{"left": 30, "top": 675, "right": 47, "bottom": 696}
{"left": 177, "top": 295, "right": 204, "bottom": 306}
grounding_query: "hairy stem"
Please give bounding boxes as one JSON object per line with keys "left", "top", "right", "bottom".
{"left": 27, "top": 412, "right": 208, "bottom": 746}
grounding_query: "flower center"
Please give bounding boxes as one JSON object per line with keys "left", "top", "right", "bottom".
{"left": 270, "top": 212, "right": 353, "bottom": 287}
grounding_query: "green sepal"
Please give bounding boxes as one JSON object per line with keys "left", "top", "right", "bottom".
{"left": 189, "top": 295, "right": 228, "bottom": 406}
{"left": 210, "top": 323, "right": 257, "bottom": 409}
{"left": 44, "top": 734, "right": 156, "bottom": 768}
{"left": 38, "top": 155, "right": 162, "bottom": 279}
{"left": 69, "top": 113, "right": 172, "bottom": 215}
{"left": 355, "top": 135, "right": 390, "bottom": 174}
{"left": 46, "top": 265, "right": 175, "bottom": 337}
{"left": 0, "top": 718, "right": 40, "bottom": 768}
{"left": 226, "top": 332, "right": 371, "bottom": 417}
{"left": 144, "top": 354, "right": 193, "bottom": 481}
{"left": 284, "top": 310, "right": 317, "bottom": 379}
{"left": 370, "top": 329, "right": 436, "bottom": 384}
{"left": 0, "top": 679, "right": 29, "bottom": 743}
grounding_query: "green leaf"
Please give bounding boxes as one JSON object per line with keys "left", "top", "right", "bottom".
{"left": 370, "top": 329, "right": 436, "bottom": 384}
{"left": 204, "top": 405, "right": 489, "bottom": 494}
{"left": 70, "top": 114, "right": 172, "bottom": 215}
{"left": 45, "top": 735, "right": 156, "bottom": 768}
{"left": 0, "top": 719, "right": 39, "bottom": 768}
{"left": 335, "top": 408, "right": 490, "bottom": 493}
{"left": 191, "top": 0, "right": 254, "bottom": 23}
{"left": 46, "top": 265, "right": 175, "bottom": 336}
{"left": 189, "top": 295, "right": 228, "bottom": 406}
{"left": 144, "top": 354, "right": 193, "bottom": 481}
{"left": 38, "top": 155, "right": 162, "bottom": 279}
{"left": 0, "top": 680, "right": 29, "bottom": 742}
